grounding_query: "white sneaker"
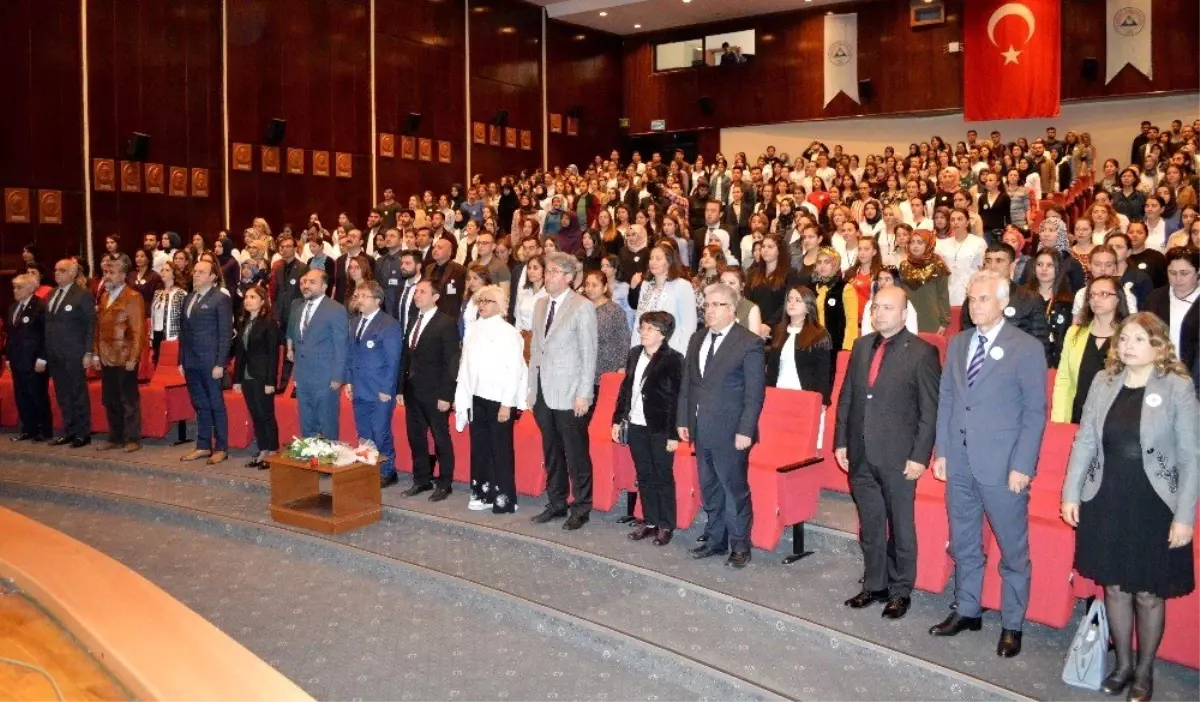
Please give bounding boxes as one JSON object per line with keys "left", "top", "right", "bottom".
{"left": 468, "top": 498, "right": 491, "bottom": 511}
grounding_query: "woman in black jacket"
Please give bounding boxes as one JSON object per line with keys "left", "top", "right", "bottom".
{"left": 765, "top": 285, "right": 833, "bottom": 405}
{"left": 612, "top": 310, "right": 684, "bottom": 546}
{"left": 232, "top": 285, "right": 281, "bottom": 469}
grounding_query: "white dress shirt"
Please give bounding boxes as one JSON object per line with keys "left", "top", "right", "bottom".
{"left": 699, "top": 321, "right": 736, "bottom": 376}
{"left": 628, "top": 350, "right": 652, "bottom": 426}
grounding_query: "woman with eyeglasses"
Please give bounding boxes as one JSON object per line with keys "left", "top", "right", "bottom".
{"left": 1052, "top": 275, "right": 1130, "bottom": 423}
{"left": 454, "top": 284, "right": 526, "bottom": 514}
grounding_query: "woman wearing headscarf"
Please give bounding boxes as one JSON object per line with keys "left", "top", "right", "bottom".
{"left": 554, "top": 211, "right": 584, "bottom": 255}
{"left": 497, "top": 183, "right": 519, "bottom": 235}
{"left": 899, "top": 228, "right": 951, "bottom": 333}
{"left": 214, "top": 235, "right": 240, "bottom": 298}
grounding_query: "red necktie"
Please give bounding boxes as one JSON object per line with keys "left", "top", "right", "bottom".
{"left": 867, "top": 337, "right": 890, "bottom": 387}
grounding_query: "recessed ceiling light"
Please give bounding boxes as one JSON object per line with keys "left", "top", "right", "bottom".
{"left": 634, "top": 23, "right": 641, "bottom": 28}
{"left": 599, "top": 11, "right": 607, "bottom": 16}
{"left": 573, "top": 33, "right": 586, "bottom": 40}
{"left": 498, "top": 25, "right": 515, "bottom": 34}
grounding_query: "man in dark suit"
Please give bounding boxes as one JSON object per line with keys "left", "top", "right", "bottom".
{"left": 289, "top": 270, "right": 349, "bottom": 439}
{"left": 5, "top": 273, "right": 52, "bottom": 441}
{"left": 930, "top": 270, "right": 1046, "bottom": 658}
{"left": 400, "top": 280, "right": 460, "bottom": 501}
{"left": 677, "top": 282, "right": 766, "bottom": 568}
{"left": 330, "top": 228, "right": 373, "bottom": 305}
{"left": 345, "top": 280, "right": 403, "bottom": 488}
{"left": 179, "top": 260, "right": 234, "bottom": 463}
{"left": 423, "top": 238, "right": 467, "bottom": 320}
{"left": 835, "top": 287, "right": 941, "bottom": 619}
{"left": 44, "top": 259, "right": 96, "bottom": 447}
{"left": 615, "top": 176, "right": 639, "bottom": 214}
{"left": 723, "top": 183, "right": 753, "bottom": 253}
{"left": 271, "top": 235, "right": 308, "bottom": 388}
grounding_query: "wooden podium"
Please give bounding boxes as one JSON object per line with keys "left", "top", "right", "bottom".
{"left": 268, "top": 455, "right": 381, "bottom": 534}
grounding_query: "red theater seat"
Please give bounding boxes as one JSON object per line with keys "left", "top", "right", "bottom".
{"left": 589, "top": 373, "right": 624, "bottom": 511}
{"left": 914, "top": 471, "right": 953, "bottom": 593}
{"left": 819, "top": 351, "right": 850, "bottom": 493}
{"left": 0, "top": 356, "right": 17, "bottom": 427}
{"left": 946, "top": 307, "right": 963, "bottom": 336}
{"left": 1159, "top": 544, "right": 1199, "bottom": 669}
{"left": 747, "top": 388, "right": 825, "bottom": 556}
{"left": 918, "top": 332, "right": 948, "bottom": 365}
{"left": 140, "top": 341, "right": 194, "bottom": 438}
{"left": 513, "top": 411, "right": 545, "bottom": 496}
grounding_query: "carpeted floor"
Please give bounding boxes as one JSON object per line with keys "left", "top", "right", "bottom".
{"left": 2, "top": 438, "right": 1198, "bottom": 701}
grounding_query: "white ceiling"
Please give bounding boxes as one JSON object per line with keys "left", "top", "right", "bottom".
{"left": 533, "top": 0, "right": 865, "bottom": 35}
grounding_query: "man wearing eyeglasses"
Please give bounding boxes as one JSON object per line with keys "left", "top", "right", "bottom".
{"left": 677, "top": 282, "right": 766, "bottom": 568}
{"left": 43, "top": 259, "right": 97, "bottom": 447}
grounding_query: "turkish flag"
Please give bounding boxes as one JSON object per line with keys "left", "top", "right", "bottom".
{"left": 963, "top": 0, "right": 1060, "bottom": 120}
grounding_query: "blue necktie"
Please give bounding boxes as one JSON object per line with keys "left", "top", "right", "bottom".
{"left": 966, "top": 334, "right": 987, "bottom": 387}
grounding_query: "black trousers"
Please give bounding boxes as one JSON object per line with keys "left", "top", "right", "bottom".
{"left": 627, "top": 423, "right": 676, "bottom": 529}
{"left": 848, "top": 457, "right": 918, "bottom": 597}
{"left": 696, "top": 439, "right": 752, "bottom": 552}
{"left": 532, "top": 382, "right": 593, "bottom": 517}
{"left": 101, "top": 365, "right": 141, "bottom": 443}
{"left": 12, "top": 368, "right": 51, "bottom": 437}
{"left": 152, "top": 331, "right": 165, "bottom": 364}
{"left": 48, "top": 354, "right": 90, "bottom": 438}
{"left": 242, "top": 378, "right": 279, "bottom": 452}
{"left": 469, "top": 395, "right": 517, "bottom": 513}
{"left": 405, "top": 390, "right": 455, "bottom": 489}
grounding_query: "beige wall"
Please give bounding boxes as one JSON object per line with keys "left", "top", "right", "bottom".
{"left": 721, "top": 93, "right": 1199, "bottom": 171}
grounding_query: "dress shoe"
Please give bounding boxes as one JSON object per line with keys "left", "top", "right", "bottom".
{"left": 696, "top": 533, "right": 709, "bottom": 543}
{"left": 726, "top": 551, "right": 751, "bottom": 568}
{"left": 70, "top": 436, "right": 91, "bottom": 448}
{"left": 929, "top": 612, "right": 983, "bottom": 637}
{"left": 245, "top": 460, "right": 264, "bottom": 469}
{"left": 1127, "top": 673, "right": 1152, "bottom": 702}
{"left": 881, "top": 596, "right": 912, "bottom": 620}
{"left": 562, "top": 514, "right": 589, "bottom": 530}
{"left": 206, "top": 451, "right": 228, "bottom": 465}
{"left": 628, "top": 524, "right": 655, "bottom": 541}
{"left": 467, "top": 498, "right": 492, "bottom": 511}
{"left": 429, "top": 486, "right": 452, "bottom": 502}
{"left": 690, "top": 545, "right": 729, "bottom": 559}
{"left": 123, "top": 442, "right": 141, "bottom": 453}
{"left": 402, "top": 483, "right": 433, "bottom": 497}
{"left": 50, "top": 436, "right": 74, "bottom": 447}
{"left": 10, "top": 432, "right": 35, "bottom": 442}
{"left": 180, "top": 449, "right": 212, "bottom": 462}
{"left": 530, "top": 508, "right": 567, "bottom": 524}
{"left": 95, "top": 441, "right": 120, "bottom": 451}
{"left": 996, "top": 629, "right": 1022, "bottom": 658}
{"left": 1100, "top": 668, "right": 1133, "bottom": 695}
{"left": 380, "top": 474, "right": 400, "bottom": 489}
{"left": 844, "top": 589, "right": 889, "bottom": 609}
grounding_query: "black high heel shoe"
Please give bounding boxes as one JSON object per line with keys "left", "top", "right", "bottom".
{"left": 1100, "top": 668, "right": 1133, "bottom": 696}
{"left": 1127, "top": 673, "right": 1152, "bottom": 702}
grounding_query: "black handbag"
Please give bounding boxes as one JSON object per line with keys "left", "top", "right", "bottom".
{"left": 615, "top": 419, "right": 629, "bottom": 445}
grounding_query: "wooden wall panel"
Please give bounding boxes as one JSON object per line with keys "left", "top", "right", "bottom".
{"left": 0, "top": 0, "right": 84, "bottom": 273}
{"left": 1061, "top": 0, "right": 1199, "bottom": 100}
{"left": 374, "top": 0, "right": 466, "bottom": 202}
{"left": 227, "top": 0, "right": 371, "bottom": 235}
{"left": 546, "top": 21, "right": 623, "bottom": 172}
{"left": 468, "top": 0, "right": 542, "bottom": 182}
{"left": 87, "top": 0, "right": 224, "bottom": 247}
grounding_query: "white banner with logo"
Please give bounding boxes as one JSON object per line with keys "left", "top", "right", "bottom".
{"left": 823, "top": 13, "right": 859, "bottom": 107}
{"left": 1106, "top": 0, "right": 1152, "bottom": 83}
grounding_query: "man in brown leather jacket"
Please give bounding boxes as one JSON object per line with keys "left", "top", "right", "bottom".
{"left": 94, "top": 254, "right": 146, "bottom": 452}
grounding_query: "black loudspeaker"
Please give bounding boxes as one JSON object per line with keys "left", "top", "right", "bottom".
{"left": 858, "top": 79, "right": 874, "bottom": 102}
{"left": 698, "top": 95, "right": 714, "bottom": 116}
{"left": 567, "top": 105, "right": 583, "bottom": 119}
{"left": 492, "top": 110, "right": 509, "bottom": 127}
{"left": 1081, "top": 57, "right": 1099, "bottom": 80}
{"left": 264, "top": 118, "right": 286, "bottom": 146}
{"left": 126, "top": 132, "right": 151, "bottom": 161}
{"left": 404, "top": 112, "right": 422, "bottom": 134}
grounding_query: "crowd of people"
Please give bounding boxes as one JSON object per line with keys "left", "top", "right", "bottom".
{"left": 5, "top": 117, "right": 1199, "bottom": 698}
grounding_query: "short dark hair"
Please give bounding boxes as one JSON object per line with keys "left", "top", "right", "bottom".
{"left": 638, "top": 310, "right": 676, "bottom": 342}
{"left": 1104, "top": 231, "right": 1132, "bottom": 249}
{"left": 1165, "top": 245, "right": 1199, "bottom": 271}
{"left": 986, "top": 242, "right": 1016, "bottom": 263}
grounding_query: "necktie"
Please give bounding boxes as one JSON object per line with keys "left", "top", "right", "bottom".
{"left": 867, "top": 337, "right": 890, "bottom": 387}
{"left": 186, "top": 290, "right": 203, "bottom": 318}
{"left": 967, "top": 333, "right": 987, "bottom": 387}
{"left": 544, "top": 299, "right": 557, "bottom": 336}
{"left": 13, "top": 301, "right": 24, "bottom": 325}
{"left": 300, "top": 300, "right": 316, "bottom": 337}
{"left": 50, "top": 288, "right": 65, "bottom": 314}
{"left": 409, "top": 312, "right": 424, "bottom": 350}
{"left": 355, "top": 316, "right": 367, "bottom": 341}
{"left": 703, "top": 331, "right": 722, "bottom": 376}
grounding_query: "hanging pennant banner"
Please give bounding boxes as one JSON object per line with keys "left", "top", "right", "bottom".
{"left": 823, "top": 13, "right": 859, "bottom": 107}
{"left": 1106, "top": 0, "right": 1152, "bottom": 83}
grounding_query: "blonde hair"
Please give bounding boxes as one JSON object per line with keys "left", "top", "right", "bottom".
{"left": 1104, "top": 312, "right": 1191, "bottom": 378}
{"left": 472, "top": 283, "right": 509, "bottom": 319}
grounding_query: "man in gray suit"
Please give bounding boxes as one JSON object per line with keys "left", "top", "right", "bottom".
{"left": 677, "top": 283, "right": 766, "bottom": 568}
{"left": 287, "top": 270, "right": 349, "bottom": 439}
{"left": 930, "top": 270, "right": 1047, "bottom": 658}
{"left": 527, "top": 252, "right": 598, "bottom": 530}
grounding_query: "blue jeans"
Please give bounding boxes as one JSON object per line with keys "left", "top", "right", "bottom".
{"left": 297, "top": 383, "right": 340, "bottom": 439}
{"left": 353, "top": 397, "right": 396, "bottom": 478}
{"left": 184, "top": 367, "right": 227, "bottom": 451}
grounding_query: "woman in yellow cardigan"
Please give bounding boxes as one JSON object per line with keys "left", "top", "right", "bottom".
{"left": 809, "top": 246, "right": 859, "bottom": 371}
{"left": 1051, "top": 275, "right": 1129, "bottom": 423}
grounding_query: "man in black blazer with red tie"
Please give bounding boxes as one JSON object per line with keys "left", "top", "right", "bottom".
{"left": 400, "top": 280, "right": 460, "bottom": 501}
{"left": 5, "top": 274, "right": 52, "bottom": 441}
{"left": 835, "top": 286, "right": 941, "bottom": 620}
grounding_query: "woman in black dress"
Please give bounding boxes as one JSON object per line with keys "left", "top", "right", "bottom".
{"left": 1062, "top": 312, "right": 1198, "bottom": 701}
{"left": 232, "top": 285, "right": 281, "bottom": 468}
